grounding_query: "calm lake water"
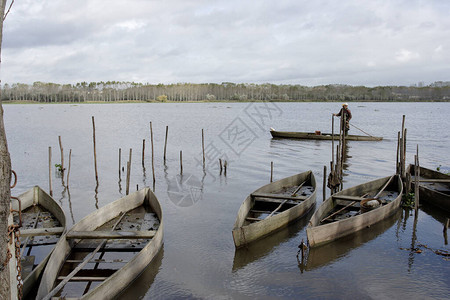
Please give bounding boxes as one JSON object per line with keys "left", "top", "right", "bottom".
{"left": 4, "top": 102, "right": 450, "bottom": 299}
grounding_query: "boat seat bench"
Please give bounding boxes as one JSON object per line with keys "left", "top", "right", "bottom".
{"left": 251, "top": 193, "right": 308, "bottom": 201}
{"left": 20, "top": 227, "right": 65, "bottom": 237}
{"left": 66, "top": 230, "right": 156, "bottom": 240}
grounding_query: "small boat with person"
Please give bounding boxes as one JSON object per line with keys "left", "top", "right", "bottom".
{"left": 232, "top": 171, "right": 316, "bottom": 248}
{"left": 306, "top": 174, "right": 402, "bottom": 247}
{"left": 408, "top": 164, "right": 450, "bottom": 212}
{"left": 37, "top": 188, "right": 163, "bottom": 300}
{"left": 11, "top": 186, "right": 67, "bottom": 299}
{"left": 270, "top": 128, "right": 383, "bottom": 141}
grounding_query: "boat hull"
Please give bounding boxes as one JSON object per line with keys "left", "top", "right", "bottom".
{"left": 37, "top": 188, "right": 163, "bottom": 299}
{"left": 232, "top": 171, "right": 316, "bottom": 248}
{"left": 12, "top": 186, "right": 66, "bottom": 299}
{"left": 409, "top": 164, "right": 450, "bottom": 212}
{"left": 306, "top": 175, "right": 402, "bottom": 247}
{"left": 270, "top": 130, "right": 383, "bottom": 141}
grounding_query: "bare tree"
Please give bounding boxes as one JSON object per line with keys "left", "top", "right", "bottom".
{"left": 0, "top": 0, "right": 13, "bottom": 298}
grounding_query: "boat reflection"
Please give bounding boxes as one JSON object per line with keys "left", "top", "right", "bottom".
{"left": 232, "top": 207, "right": 314, "bottom": 272}
{"left": 305, "top": 210, "right": 400, "bottom": 271}
{"left": 116, "top": 245, "right": 164, "bottom": 299}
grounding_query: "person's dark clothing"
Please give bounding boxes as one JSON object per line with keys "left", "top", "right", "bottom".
{"left": 336, "top": 107, "right": 352, "bottom": 133}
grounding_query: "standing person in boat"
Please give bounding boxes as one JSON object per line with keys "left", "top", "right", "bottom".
{"left": 333, "top": 103, "right": 352, "bottom": 135}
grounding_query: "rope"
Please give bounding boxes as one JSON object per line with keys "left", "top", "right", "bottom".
{"left": 348, "top": 121, "right": 375, "bottom": 138}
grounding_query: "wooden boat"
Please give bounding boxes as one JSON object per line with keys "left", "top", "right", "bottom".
{"left": 306, "top": 175, "right": 402, "bottom": 247}
{"left": 232, "top": 171, "right": 316, "bottom": 248}
{"left": 37, "top": 188, "right": 163, "bottom": 299}
{"left": 408, "top": 164, "right": 450, "bottom": 212}
{"left": 11, "top": 186, "right": 67, "bottom": 299}
{"left": 270, "top": 129, "right": 383, "bottom": 141}
{"left": 306, "top": 210, "right": 400, "bottom": 271}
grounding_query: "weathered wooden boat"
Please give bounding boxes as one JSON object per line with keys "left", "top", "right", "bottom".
{"left": 408, "top": 164, "right": 450, "bottom": 212}
{"left": 232, "top": 171, "right": 316, "bottom": 248}
{"left": 270, "top": 129, "right": 383, "bottom": 141}
{"left": 37, "top": 188, "right": 163, "bottom": 300}
{"left": 233, "top": 208, "right": 314, "bottom": 271}
{"left": 306, "top": 210, "right": 400, "bottom": 271}
{"left": 306, "top": 174, "right": 402, "bottom": 247}
{"left": 11, "top": 186, "right": 66, "bottom": 299}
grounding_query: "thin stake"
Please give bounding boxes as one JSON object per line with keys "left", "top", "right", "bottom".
{"left": 92, "top": 116, "right": 99, "bottom": 185}
{"left": 118, "top": 148, "right": 122, "bottom": 177}
{"left": 202, "top": 129, "right": 205, "bottom": 168}
{"left": 224, "top": 160, "right": 227, "bottom": 176}
{"left": 331, "top": 114, "right": 335, "bottom": 164}
{"left": 49, "top": 146, "right": 52, "bottom": 196}
{"left": 180, "top": 150, "right": 183, "bottom": 174}
{"left": 323, "top": 165, "right": 327, "bottom": 201}
{"left": 126, "top": 148, "right": 132, "bottom": 195}
{"left": 270, "top": 161, "right": 273, "bottom": 182}
{"left": 142, "top": 139, "right": 145, "bottom": 167}
{"left": 219, "top": 159, "right": 223, "bottom": 173}
{"left": 58, "top": 136, "right": 65, "bottom": 181}
{"left": 66, "top": 149, "right": 72, "bottom": 188}
{"left": 150, "top": 122, "right": 155, "bottom": 184}
{"left": 444, "top": 218, "right": 449, "bottom": 245}
{"left": 415, "top": 145, "right": 420, "bottom": 211}
{"left": 396, "top": 131, "right": 400, "bottom": 175}
{"left": 164, "top": 125, "right": 168, "bottom": 162}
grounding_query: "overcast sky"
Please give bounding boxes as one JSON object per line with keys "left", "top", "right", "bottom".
{"left": 1, "top": 0, "right": 449, "bottom": 87}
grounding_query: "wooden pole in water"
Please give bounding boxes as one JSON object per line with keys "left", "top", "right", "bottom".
{"left": 126, "top": 148, "right": 132, "bottom": 195}
{"left": 331, "top": 114, "right": 335, "bottom": 164}
{"left": 92, "top": 116, "right": 99, "bottom": 185}
{"left": 118, "top": 148, "right": 121, "bottom": 177}
{"left": 323, "top": 165, "right": 327, "bottom": 201}
{"left": 142, "top": 139, "right": 145, "bottom": 167}
{"left": 48, "top": 146, "right": 53, "bottom": 196}
{"left": 58, "top": 136, "right": 64, "bottom": 179}
{"left": 414, "top": 145, "right": 420, "bottom": 211}
{"left": 66, "top": 149, "right": 72, "bottom": 188}
{"left": 180, "top": 150, "right": 183, "bottom": 174}
{"left": 396, "top": 131, "right": 400, "bottom": 175}
{"left": 219, "top": 158, "right": 223, "bottom": 173}
{"left": 150, "top": 122, "right": 155, "bottom": 184}
{"left": 202, "top": 129, "right": 205, "bottom": 168}
{"left": 444, "top": 218, "right": 449, "bottom": 245}
{"left": 400, "top": 115, "right": 406, "bottom": 178}
{"left": 224, "top": 160, "right": 227, "bottom": 176}
{"left": 270, "top": 161, "right": 273, "bottom": 182}
{"left": 164, "top": 126, "right": 168, "bottom": 162}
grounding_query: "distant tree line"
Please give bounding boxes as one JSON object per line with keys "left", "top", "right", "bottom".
{"left": 2, "top": 81, "right": 450, "bottom": 102}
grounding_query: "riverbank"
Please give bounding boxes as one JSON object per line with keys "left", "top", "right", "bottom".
{"left": 1, "top": 99, "right": 449, "bottom": 104}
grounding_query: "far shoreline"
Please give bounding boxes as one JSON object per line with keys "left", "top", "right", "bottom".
{"left": 2, "top": 99, "right": 449, "bottom": 105}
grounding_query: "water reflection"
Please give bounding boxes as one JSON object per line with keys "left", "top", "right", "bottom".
{"left": 421, "top": 202, "right": 450, "bottom": 245}
{"left": 305, "top": 210, "right": 400, "bottom": 271}
{"left": 116, "top": 246, "right": 164, "bottom": 299}
{"left": 232, "top": 207, "right": 315, "bottom": 272}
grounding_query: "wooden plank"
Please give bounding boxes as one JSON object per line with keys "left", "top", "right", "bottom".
{"left": 291, "top": 181, "right": 306, "bottom": 197}
{"left": 332, "top": 195, "right": 365, "bottom": 202}
{"left": 57, "top": 276, "right": 108, "bottom": 282}
{"left": 66, "top": 230, "right": 156, "bottom": 240}
{"left": 320, "top": 201, "right": 357, "bottom": 223}
{"left": 246, "top": 217, "right": 262, "bottom": 222}
{"left": 265, "top": 199, "right": 288, "bottom": 219}
{"left": 251, "top": 193, "right": 307, "bottom": 201}
{"left": 250, "top": 209, "right": 272, "bottom": 214}
{"left": 20, "top": 227, "right": 64, "bottom": 237}
{"left": 65, "top": 259, "right": 128, "bottom": 264}
{"left": 419, "top": 179, "right": 450, "bottom": 183}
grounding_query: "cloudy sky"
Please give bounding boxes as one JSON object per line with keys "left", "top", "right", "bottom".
{"left": 1, "top": 0, "right": 449, "bottom": 86}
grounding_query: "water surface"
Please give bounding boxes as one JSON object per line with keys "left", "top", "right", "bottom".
{"left": 4, "top": 102, "right": 450, "bottom": 299}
